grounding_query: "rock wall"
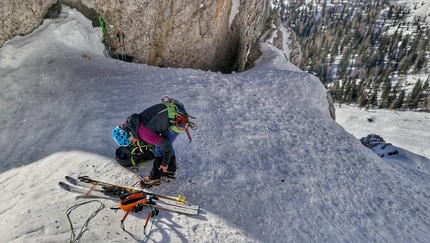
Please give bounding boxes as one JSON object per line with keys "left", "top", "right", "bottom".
{"left": 360, "top": 134, "right": 399, "bottom": 158}
{"left": 228, "top": 0, "right": 271, "bottom": 72}
{"left": 0, "top": 0, "right": 292, "bottom": 73}
{"left": 0, "top": 0, "right": 57, "bottom": 46}
{"left": 64, "top": 0, "right": 234, "bottom": 72}
{"left": 326, "top": 91, "right": 336, "bottom": 121}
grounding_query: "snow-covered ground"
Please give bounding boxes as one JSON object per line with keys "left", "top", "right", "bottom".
{"left": 0, "top": 6, "right": 429, "bottom": 243}
{"left": 336, "top": 105, "right": 430, "bottom": 174}
{"left": 394, "top": 0, "right": 430, "bottom": 22}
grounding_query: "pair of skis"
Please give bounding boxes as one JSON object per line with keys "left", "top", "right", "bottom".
{"left": 59, "top": 175, "right": 199, "bottom": 215}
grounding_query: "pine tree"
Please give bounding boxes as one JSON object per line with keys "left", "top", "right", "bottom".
{"left": 380, "top": 80, "right": 392, "bottom": 108}
{"left": 407, "top": 79, "right": 423, "bottom": 110}
{"left": 398, "top": 56, "right": 411, "bottom": 75}
{"left": 338, "top": 80, "right": 347, "bottom": 104}
{"left": 346, "top": 91, "right": 353, "bottom": 105}
{"left": 338, "top": 48, "right": 350, "bottom": 78}
{"left": 423, "top": 77, "right": 429, "bottom": 94}
{"left": 350, "top": 79, "right": 358, "bottom": 101}
{"left": 357, "top": 92, "right": 368, "bottom": 108}
{"left": 369, "top": 90, "right": 378, "bottom": 108}
{"left": 387, "top": 80, "right": 402, "bottom": 109}
{"left": 387, "top": 5, "right": 394, "bottom": 19}
{"left": 414, "top": 52, "right": 426, "bottom": 73}
{"left": 390, "top": 89, "right": 405, "bottom": 110}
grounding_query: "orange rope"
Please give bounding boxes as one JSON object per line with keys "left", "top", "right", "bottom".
{"left": 161, "top": 96, "right": 197, "bottom": 142}
{"left": 175, "top": 114, "right": 197, "bottom": 142}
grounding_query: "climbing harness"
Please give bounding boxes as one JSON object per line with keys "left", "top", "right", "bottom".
{"left": 116, "top": 192, "right": 160, "bottom": 242}
{"left": 66, "top": 200, "right": 105, "bottom": 243}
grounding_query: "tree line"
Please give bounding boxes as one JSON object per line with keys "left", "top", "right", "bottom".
{"left": 281, "top": 0, "right": 430, "bottom": 111}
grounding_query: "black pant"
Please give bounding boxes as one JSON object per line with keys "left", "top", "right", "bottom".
{"left": 150, "top": 156, "right": 176, "bottom": 179}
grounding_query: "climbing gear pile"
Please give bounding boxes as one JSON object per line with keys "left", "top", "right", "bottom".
{"left": 61, "top": 174, "right": 199, "bottom": 242}
{"left": 117, "top": 192, "right": 160, "bottom": 242}
{"left": 161, "top": 96, "right": 197, "bottom": 142}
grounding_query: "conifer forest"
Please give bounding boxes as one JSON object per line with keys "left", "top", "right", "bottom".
{"left": 281, "top": 0, "right": 430, "bottom": 111}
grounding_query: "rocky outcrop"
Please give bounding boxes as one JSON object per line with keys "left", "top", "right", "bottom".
{"left": 0, "top": 0, "right": 299, "bottom": 73}
{"left": 360, "top": 134, "right": 399, "bottom": 158}
{"left": 68, "top": 0, "right": 235, "bottom": 72}
{"left": 0, "top": 0, "right": 57, "bottom": 46}
{"left": 1, "top": 0, "right": 306, "bottom": 74}
{"left": 285, "top": 29, "right": 301, "bottom": 66}
{"left": 228, "top": 0, "right": 272, "bottom": 72}
{"left": 241, "top": 4, "right": 302, "bottom": 70}
{"left": 326, "top": 91, "right": 336, "bottom": 121}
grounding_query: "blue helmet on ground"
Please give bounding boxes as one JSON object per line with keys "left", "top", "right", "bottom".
{"left": 112, "top": 125, "right": 130, "bottom": 146}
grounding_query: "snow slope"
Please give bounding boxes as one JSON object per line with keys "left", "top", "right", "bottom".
{"left": 394, "top": 0, "right": 430, "bottom": 21}
{"left": 0, "top": 6, "right": 429, "bottom": 243}
{"left": 336, "top": 105, "right": 430, "bottom": 174}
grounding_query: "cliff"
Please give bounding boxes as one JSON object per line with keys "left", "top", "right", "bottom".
{"left": 0, "top": 0, "right": 299, "bottom": 73}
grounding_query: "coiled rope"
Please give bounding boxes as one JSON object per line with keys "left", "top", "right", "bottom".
{"left": 66, "top": 200, "right": 105, "bottom": 243}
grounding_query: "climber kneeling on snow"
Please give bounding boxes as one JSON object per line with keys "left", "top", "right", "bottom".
{"left": 112, "top": 96, "right": 196, "bottom": 187}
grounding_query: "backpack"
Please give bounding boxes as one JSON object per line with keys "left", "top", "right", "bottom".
{"left": 115, "top": 141, "right": 154, "bottom": 167}
{"left": 118, "top": 192, "right": 149, "bottom": 211}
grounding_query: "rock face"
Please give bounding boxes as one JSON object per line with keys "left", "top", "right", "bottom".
{"left": 229, "top": 0, "right": 272, "bottom": 72}
{"left": 0, "top": 0, "right": 57, "bottom": 46}
{"left": 326, "top": 92, "right": 336, "bottom": 121}
{"left": 77, "top": 0, "right": 236, "bottom": 72}
{"left": 360, "top": 134, "right": 399, "bottom": 158}
{"left": 0, "top": 0, "right": 299, "bottom": 73}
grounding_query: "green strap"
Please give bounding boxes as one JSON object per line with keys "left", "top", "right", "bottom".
{"left": 163, "top": 102, "right": 177, "bottom": 119}
{"left": 98, "top": 16, "right": 108, "bottom": 36}
{"left": 163, "top": 102, "right": 184, "bottom": 134}
{"left": 143, "top": 205, "right": 157, "bottom": 241}
{"left": 130, "top": 143, "right": 154, "bottom": 166}
{"left": 130, "top": 156, "right": 136, "bottom": 166}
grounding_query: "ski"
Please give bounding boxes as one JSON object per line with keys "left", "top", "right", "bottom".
{"left": 61, "top": 175, "right": 200, "bottom": 212}
{"left": 66, "top": 175, "right": 198, "bottom": 210}
{"left": 59, "top": 181, "right": 117, "bottom": 199}
{"left": 63, "top": 178, "right": 200, "bottom": 211}
{"left": 59, "top": 181, "right": 199, "bottom": 215}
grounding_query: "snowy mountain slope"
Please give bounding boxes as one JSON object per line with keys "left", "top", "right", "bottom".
{"left": 0, "top": 6, "right": 429, "bottom": 243}
{"left": 395, "top": 0, "right": 430, "bottom": 21}
{"left": 336, "top": 105, "right": 430, "bottom": 174}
